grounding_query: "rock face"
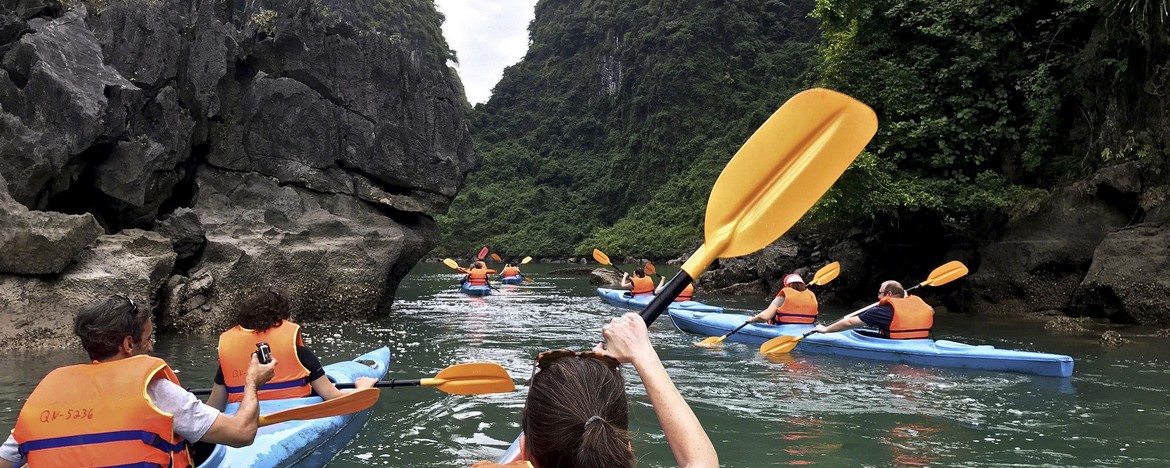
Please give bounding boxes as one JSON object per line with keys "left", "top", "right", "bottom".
{"left": 0, "top": 0, "right": 475, "bottom": 350}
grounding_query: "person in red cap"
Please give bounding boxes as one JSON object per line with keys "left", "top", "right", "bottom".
{"left": 747, "top": 272, "right": 819, "bottom": 325}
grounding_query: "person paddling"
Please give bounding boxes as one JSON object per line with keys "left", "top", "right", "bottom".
{"left": 464, "top": 261, "right": 493, "bottom": 289}
{"left": 747, "top": 273, "right": 818, "bottom": 325}
{"left": 1, "top": 295, "right": 277, "bottom": 468}
{"left": 813, "top": 280, "right": 934, "bottom": 338}
{"left": 472, "top": 312, "right": 718, "bottom": 467}
{"left": 500, "top": 263, "right": 524, "bottom": 281}
{"left": 206, "top": 289, "right": 376, "bottom": 411}
{"left": 620, "top": 268, "right": 655, "bottom": 296}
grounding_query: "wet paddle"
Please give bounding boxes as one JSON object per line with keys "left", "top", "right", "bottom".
{"left": 520, "top": 256, "right": 535, "bottom": 282}
{"left": 258, "top": 388, "right": 380, "bottom": 427}
{"left": 639, "top": 88, "right": 878, "bottom": 326}
{"left": 334, "top": 362, "right": 516, "bottom": 395}
{"left": 695, "top": 261, "right": 840, "bottom": 348}
{"left": 758, "top": 260, "right": 969, "bottom": 354}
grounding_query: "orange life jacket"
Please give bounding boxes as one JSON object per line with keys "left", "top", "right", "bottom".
{"left": 501, "top": 267, "right": 521, "bottom": 277}
{"left": 468, "top": 268, "right": 490, "bottom": 286}
{"left": 771, "top": 287, "right": 819, "bottom": 324}
{"left": 630, "top": 276, "right": 655, "bottom": 296}
{"left": 219, "top": 321, "right": 311, "bottom": 402}
{"left": 674, "top": 283, "right": 695, "bottom": 302}
{"left": 13, "top": 355, "right": 192, "bottom": 467}
{"left": 883, "top": 295, "right": 934, "bottom": 339}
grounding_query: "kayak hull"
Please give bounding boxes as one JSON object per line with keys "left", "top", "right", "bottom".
{"left": 669, "top": 310, "right": 1074, "bottom": 377}
{"left": 596, "top": 288, "right": 723, "bottom": 314}
{"left": 461, "top": 281, "right": 492, "bottom": 296}
{"left": 500, "top": 276, "right": 523, "bottom": 285}
{"left": 196, "top": 347, "right": 392, "bottom": 467}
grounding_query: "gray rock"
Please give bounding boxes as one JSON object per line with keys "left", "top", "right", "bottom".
{"left": 153, "top": 208, "right": 205, "bottom": 264}
{"left": 969, "top": 181, "right": 1130, "bottom": 315}
{"left": 0, "top": 173, "right": 103, "bottom": 274}
{"left": 1072, "top": 222, "right": 1170, "bottom": 325}
{"left": 589, "top": 268, "right": 623, "bottom": 287}
{"left": 0, "top": 229, "right": 176, "bottom": 350}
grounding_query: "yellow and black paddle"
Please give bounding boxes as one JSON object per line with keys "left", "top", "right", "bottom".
{"left": 520, "top": 256, "right": 535, "bottom": 282}
{"left": 637, "top": 88, "right": 877, "bottom": 326}
{"left": 592, "top": 248, "right": 629, "bottom": 276}
{"left": 694, "top": 261, "right": 840, "bottom": 348}
{"left": 758, "top": 260, "right": 969, "bottom": 354}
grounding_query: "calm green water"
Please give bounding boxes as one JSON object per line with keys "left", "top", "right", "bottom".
{"left": 3, "top": 262, "right": 1169, "bottom": 467}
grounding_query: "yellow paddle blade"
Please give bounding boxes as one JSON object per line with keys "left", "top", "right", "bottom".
{"left": 521, "top": 256, "right": 532, "bottom": 264}
{"left": 759, "top": 335, "right": 803, "bottom": 355}
{"left": 919, "top": 260, "right": 969, "bottom": 287}
{"left": 693, "top": 334, "right": 729, "bottom": 348}
{"left": 491, "top": 253, "right": 502, "bottom": 262}
{"left": 258, "top": 388, "right": 380, "bottom": 427}
{"left": 421, "top": 363, "right": 515, "bottom": 395}
{"left": 592, "top": 248, "right": 612, "bottom": 266}
{"left": 809, "top": 261, "right": 840, "bottom": 286}
{"left": 681, "top": 89, "right": 877, "bottom": 279}
{"left": 442, "top": 258, "right": 461, "bottom": 270}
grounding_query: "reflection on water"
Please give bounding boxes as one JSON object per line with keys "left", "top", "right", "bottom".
{"left": 1, "top": 263, "right": 1169, "bottom": 467}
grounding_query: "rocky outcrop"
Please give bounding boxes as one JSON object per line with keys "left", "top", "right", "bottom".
{"left": 1072, "top": 222, "right": 1170, "bottom": 325}
{"left": 0, "top": 229, "right": 176, "bottom": 350}
{"left": 0, "top": 0, "right": 475, "bottom": 350}
{"left": 0, "top": 173, "right": 103, "bottom": 274}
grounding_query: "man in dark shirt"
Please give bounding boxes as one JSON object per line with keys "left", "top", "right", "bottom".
{"left": 814, "top": 280, "right": 904, "bottom": 334}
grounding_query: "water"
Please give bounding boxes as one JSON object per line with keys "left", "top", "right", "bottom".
{"left": 2, "top": 263, "right": 1169, "bottom": 467}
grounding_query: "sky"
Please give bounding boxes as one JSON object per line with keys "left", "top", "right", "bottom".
{"left": 434, "top": 0, "right": 539, "bottom": 105}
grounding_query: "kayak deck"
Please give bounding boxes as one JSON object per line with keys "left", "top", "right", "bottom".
{"left": 461, "top": 281, "right": 492, "bottom": 296}
{"left": 196, "top": 347, "right": 392, "bottom": 467}
{"left": 500, "top": 276, "right": 524, "bottom": 285}
{"left": 669, "top": 310, "right": 1073, "bottom": 377}
{"left": 596, "top": 288, "right": 723, "bottom": 314}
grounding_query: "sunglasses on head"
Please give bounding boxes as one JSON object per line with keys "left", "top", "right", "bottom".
{"left": 531, "top": 349, "right": 620, "bottom": 379}
{"left": 113, "top": 294, "right": 139, "bottom": 315}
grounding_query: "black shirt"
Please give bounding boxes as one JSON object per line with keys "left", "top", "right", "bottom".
{"left": 214, "top": 344, "right": 326, "bottom": 385}
{"left": 857, "top": 303, "right": 895, "bottom": 332}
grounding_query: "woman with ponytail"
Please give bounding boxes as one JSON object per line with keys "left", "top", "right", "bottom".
{"left": 476, "top": 313, "right": 718, "bottom": 467}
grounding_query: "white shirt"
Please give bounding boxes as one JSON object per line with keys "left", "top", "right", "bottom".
{"left": 1, "top": 378, "right": 219, "bottom": 465}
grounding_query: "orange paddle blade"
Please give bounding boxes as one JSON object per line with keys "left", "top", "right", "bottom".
{"left": 644, "top": 262, "right": 657, "bottom": 276}
{"left": 491, "top": 253, "right": 502, "bottom": 262}
{"left": 759, "top": 335, "right": 804, "bottom": 354}
{"left": 592, "top": 248, "right": 612, "bottom": 266}
{"left": 477, "top": 246, "right": 489, "bottom": 260}
{"left": 809, "top": 261, "right": 840, "bottom": 286}
{"left": 258, "top": 388, "right": 380, "bottom": 427}
{"left": 422, "top": 362, "right": 515, "bottom": 395}
{"left": 920, "top": 261, "right": 969, "bottom": 287}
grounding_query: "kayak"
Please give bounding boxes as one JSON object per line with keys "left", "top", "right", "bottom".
{"left": 461, "top": 281, "right": 492, "bottom": 296}
{"left": 500, "top": 275, "right": 524, "bottom": 285}
{"left": 668, "top": 310, "right": 1074, "bottom": 377}
{"left": 195, "top": 347, "right": 392, "bottom": 467}
{"left": 596, "top": 288, "right": 723, "bottom": 314}
{"left": 499, "top": 435, "right": 523, "bottom": 463}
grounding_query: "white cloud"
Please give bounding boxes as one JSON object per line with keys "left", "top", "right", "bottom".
{"left": 435, "top": 0, "right": 538, "bottom": 105}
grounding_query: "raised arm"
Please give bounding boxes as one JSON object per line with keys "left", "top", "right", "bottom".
{"left": 201, "top": 354, "right": 276, "bottom": 447}
{"left": 600, "top": 313, "right": 718, "bottom": 468}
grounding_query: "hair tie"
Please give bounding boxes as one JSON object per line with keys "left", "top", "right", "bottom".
{"left": 584, "top": 415, "right": 604, "bottom": 428}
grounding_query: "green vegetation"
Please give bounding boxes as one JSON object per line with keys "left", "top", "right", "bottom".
{"left": 437, "top": 0, "right": 1168, "bottom": 258}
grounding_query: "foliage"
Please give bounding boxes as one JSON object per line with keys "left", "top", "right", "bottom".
{"left": 321, "top": 0, "right": 455, "bottom": 63}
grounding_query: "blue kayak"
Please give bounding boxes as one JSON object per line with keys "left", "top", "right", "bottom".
{"left": 596, "top": 288, "right": 723, "bottom": 314}
{"left": 196, "top": 347, "right": 391, "bottom": 467}
{"left": 669, "top": 310, "right": 1074, "bottom": 377}
{"left": 500, "top": 275, "right": 524, "bottom": 285}
{"left": 461, "top": 281, "right": 492, "bottom": 296}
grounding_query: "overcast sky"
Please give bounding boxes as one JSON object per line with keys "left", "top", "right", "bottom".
{"left": 434, "top": 0, "right": 539, "bottom": 105}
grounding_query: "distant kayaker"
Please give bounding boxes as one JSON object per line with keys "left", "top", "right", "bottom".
{"left": 813, "top": 280, "right": 934, "bottom": 339}
{"left": 464, "top": 261, "right": 493, "bottom": 287}
{"left": 500, "top": 263, "right": 523, "bottom": 279}
{"left": 206, "top": 289, "right": 377, "bottom": 411}
{"left": 747, "top": 273, "right": 819, "bottom": 325}
{"left": 620, "top": 268, "right": 655, "bottom": 296}
{"left": 472, "top": 312, "right": 718, "bottom": 468}
{"left": 0, "top": 295, "right": 278, "bottom": 468}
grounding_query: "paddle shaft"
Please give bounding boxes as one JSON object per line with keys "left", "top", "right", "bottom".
{"left": 640, "top": 270, "right": 694, "bottom": 325}
{"left": 188, "top": 378, "right": 431, "bottom": 395}
{"left": 337, "top": 379, "right": 423, "bottom": 389}
{"left": 722, "top": 321, "right": 751, "bottom": 338}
